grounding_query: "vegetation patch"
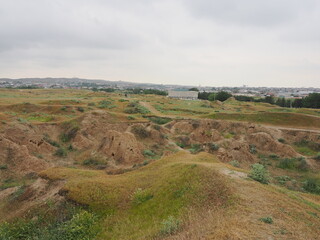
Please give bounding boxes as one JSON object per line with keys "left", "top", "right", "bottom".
{"left": 249, "top": 163, "right": 270, "bottom": 184}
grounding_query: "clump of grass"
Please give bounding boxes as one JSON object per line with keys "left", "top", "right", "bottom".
{"left": 159, "top": 216, "right": 180, "bottom": 236}
{"left": 76, "top": 106, "right": 84, "bottom": 112}
{"left": 127, "top": 115, "right": 135, "bottom": 120}
{"left": 0, "top": 165, "right": 8, "bottom": 170}
{"left": 54, "top": 147, "right": 67, "bottom": 157}
{"left": 98, "top": 100, "right": 113, "bottom": 109}
{"left": 303, "top": 178, "right": 320, "bottom": 195}
{"left": 229, "top": 160, "right": 240, "bottom": 168}
{"left": 313, "top": 153, "right": 320, "bottom": 160}
{"left": 143, "top": 149, "right": 155, "bottom": 157}
{"left": 132, "top": 188, "right": 154, "bottom": 205}
{"left": 249, "top": 144, "right": 257, "bottom": 154}
{"left": 208, "top": 143, "right": 219, "bottom": 151}
{"left": 44, "top": 135, "right": 60, "bottom": 148}
{"left": 249, "top": 163, "right": 270, "bottom": 184}
{"left": 131, "top": 125, "right": 150, "bottom": 138}
{"left": 189, "top": 144, "right": 202, "bottom": 154}
{"left": 278, "top": 138, "right": 286, "bottom": 143}
{"left": 124, "top": 101, "right": 150, "bottom": 114}
{"left": 0, "top": 209, "right": 99, "bottom": 240}
{"left": 147, "top": 116, "right": 172, "bottom": 125}
{"left": 277, "top": 157, "right": 308, "bottom": 171}
{"left": 259, "top": 216, "right": 273, "bottom": 224}
{"left": 275, "top": 175, "right": 291, "bottom": 185}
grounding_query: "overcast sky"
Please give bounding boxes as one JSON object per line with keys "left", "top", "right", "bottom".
{"left": 1, "top": 0, "right": 320, "bottom": 87}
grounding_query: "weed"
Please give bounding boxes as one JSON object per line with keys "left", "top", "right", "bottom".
{"left": 127, "top": 115, "right": 135, "bottom": 120}
{"left": 249, "top": 163, "right": 270, "bottom": 184}
{"left": 303, "top": 178, "right": 320, "bottom": 195}
{"left": 259, "top": 216, "right": 273, "bottom": 224}
{"left": 0, "top": 165, "right": 8, "bottom": 170}
{"left": 143, "top": 149, "right": 155, "bottom": 157}
{"left": 278, "top": 157, "right": 308, "bottom": 171}
{"left": 189, "top": 144, "right": 202, "bottom": 154}
{"left": 131, "top": 125, "right": 150, "bottom": 138}
{"left": 249, "top": 144, "right": 257, "bottom": 154}
{"left": 76, "top": 106, "right": 84, "bottom": 112}
{"left": 132, "top": 188, "right": 153, "bottom": 205}
{"left": 159, "top": 216, "right": 180, "bottom": 236}
{"left": 54, "top": 147, "right": 67, "bottom": 157}
{"left": 229, "top": 160, "right": 240, "bottom": 168}
{"left": 275, "top": 176, "right": 291, "bottom": 185}
{"left": 208, "top": 143, "right": 219, "bottom": 151}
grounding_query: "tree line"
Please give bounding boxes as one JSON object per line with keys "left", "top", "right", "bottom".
{"left": 198, "top": 91, "right": 320, "bottom": 109}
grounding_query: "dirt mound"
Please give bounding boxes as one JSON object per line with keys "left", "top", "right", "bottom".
{"left": 0, "top": 135, "right": 50, "bottom": 176}
{"left": 99, "top": 130, "right": 144, "bottom": 165}
{"left": 247, "top": 132, "right": 298, "bottom": 157}
{"left": 217, "top": 140, "right": 256, "bottom": 163}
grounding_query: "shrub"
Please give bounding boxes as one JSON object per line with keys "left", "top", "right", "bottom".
{"left": 259, "top": 217, "right": 273, "bottom": 224}
{"left": 131, "top": 125, "right": 150, "bottom": 138}
{"left": 153, "top": 124, "right": 161, "bottom": 131}
{"left": 60, "top": 126, "right": 79, "bottom": 143}
{"left": 0, "top": 165, "right": 8, "bottom": 170}
{"left": 313, "top": 153, "right": 320, "bottom": 160}
{"left": 278, "top": 138, "right": 286, "bottom": 143}
{"left": 127, "top": 115, "right": 135, "bottom": 120}
{"left": 229, "top": 160, "right": 240, "bottom": 168}
{"left": 132, "top": 188, "right": 153, "bottom": 205}
{"left": 249, "top": 144, "right": 257, "bottom": 154}
{"left": 303, "top": 178, "right": 320, "bottom": 194}
{"left": 249, "top": 163, "right": 270, "bottom": 184}
{"left": 76, "top": 107, "right": 84, "bottom": 112}
{"left": 98, "top": 100, "right": 113, "bottom": 108}
{"left": 143, "top": 149, "right": 155, "bottom": 157}
{"left": 275, "top": 175, "right": 291, "bottom": 185}
{"left": 54, "top": 148, "right": 67, "bottom": 157}
{"left": 189, "top": 144, "right": 202, "bottom": 154}
{"left": 159, "top": 216, "right": 180, "bottom": 236}
{"left": 208, "top": 143, "right": 219, "bottom": 151}
{"left": 278, "top": 157, "right": 308, "bottom": 171}
{"left": 147, "top": 117, "right": 171, "bottom": 125}
{"left": 269, "top": 154, "right": 279, "bottom": 159}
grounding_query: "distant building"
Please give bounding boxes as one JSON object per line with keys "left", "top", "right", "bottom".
{"left": 168, "top": 90, "right": 198, "bottom": 100}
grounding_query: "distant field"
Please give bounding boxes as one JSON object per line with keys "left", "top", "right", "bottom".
{"left": 207, "top": 112, "right": 320, "bottom": 129}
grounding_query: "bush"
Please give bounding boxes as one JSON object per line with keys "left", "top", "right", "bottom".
{"left": 54, "top": 148, "right": 67, "bottom": 157}
{"left": 132, "top": 188, "right": 153, "bottom": 205}
{"left": 278, "top": 157, "right": 308, "bottom": 171}
{"left": 127, "top": 115, "right": 135, "bottom": 120}
{"left": 143, "top": 149, "right": 155, "bottom": 157}
{"left": 249, "top": 144, "right": 257, "bottom": 154}
{"left": 208, "top": 143, "right": 219, "bottom": 151}
{"left": 259, "top": 217, "right": 273, "bottom": 224}
{"left": 313, "top": 153, "right": 320, "bottom": 160}
{"left": 159, "top": 216, "right": 180, "bottom": 236}
{"left": 229, "top": 160, "right": 240, "bottom": 168}
{"left": 147, "top": 116, "right": 171, "bottom": 125}
{"left": 303, "top": 178, "right": 320, "bottom": 194}
{"left": 249, "top": 164, "right": 270, "bottom": 184}
{"left": 0, "top": 165, "right": 8, "bottom": 170}
{"left": 98, "top": 100, "right": 113, "bottom": 109}
{"left": 189, "top": 144, "right": 202, "bottom": 154}
{"left": 278, "top": 138, "right": 286, "bottom": 143}
{"left": 131, "top": 125, "right": 150, "bottom": 138}
{"left": 76, "top": 107, "right": 84, "bottom": 112}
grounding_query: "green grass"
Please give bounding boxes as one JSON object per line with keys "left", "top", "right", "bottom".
{"left": 207, "top": 112, "right": 320, "bottom": 129}
{"left": 40, "top": 152, "right": 232, "bottom": 240}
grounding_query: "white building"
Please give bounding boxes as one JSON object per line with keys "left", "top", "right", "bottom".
{"left": 168, "top": 91, "right": 198, "bottom": 100}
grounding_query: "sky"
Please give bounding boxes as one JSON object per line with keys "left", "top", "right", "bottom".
{"left": 0, "top": 0, "right": 320, "bottom": 87}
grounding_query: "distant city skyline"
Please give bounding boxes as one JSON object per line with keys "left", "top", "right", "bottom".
{"left": 1, "top": 1, "right": 320, "bottom": 88}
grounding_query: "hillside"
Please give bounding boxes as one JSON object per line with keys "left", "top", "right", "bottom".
{"left": 0, "top": 89, "right": 320, "bottom": 239}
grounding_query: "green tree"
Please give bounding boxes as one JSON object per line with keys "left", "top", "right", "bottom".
{"left": 215, "top": 91, "right": 232, "bottom": 102}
